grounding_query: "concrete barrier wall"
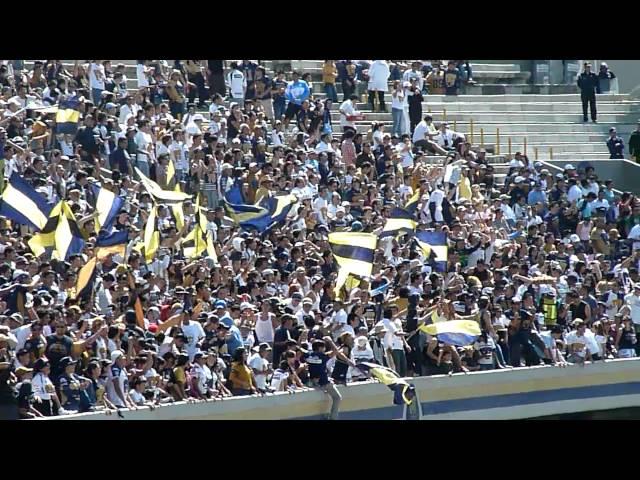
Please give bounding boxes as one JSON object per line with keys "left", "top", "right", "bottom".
{"left": 42, "top": 358, "right": 640, "bottom": 421}
{"left": 545, "top": 159, "right": 640, "bottom": 194}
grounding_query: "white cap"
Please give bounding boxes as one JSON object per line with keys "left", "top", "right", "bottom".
{"left": 111, "top": 350, "right": 125, "bottom": 362}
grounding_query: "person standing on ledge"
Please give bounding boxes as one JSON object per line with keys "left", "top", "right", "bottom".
{"left": 628, "top": 121, "right": 640, "bottom": 163}
{"left": 577, "top": 63, "right": 599, "bottom": 123}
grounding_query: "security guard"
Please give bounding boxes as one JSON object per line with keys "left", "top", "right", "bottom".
{"left": 577, "top": 63, "right": 600, "bottom": 123}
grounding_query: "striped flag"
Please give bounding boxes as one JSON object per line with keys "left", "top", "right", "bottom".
{"left": 379, "top": 207, "right": 417, "bottom": 238}
{"left": 0, "top": 173, "right": 53, "bottom": 230}
{"left": 91, "top": 184, "right": 124, "bottom": 232}
{"left": 415, "top": 231, "right": 448, "bottom": 272}
{"left": 55, "top": 96, "right": 81, "bottom": 135}
{"left": 328, "top": 232, "right": 377, "bottom": 297}
{"left": 418, "top": 320, "right": 481, "bottom": 346}
{"left": 28, "top": 201, "right": 85, "bottom": 260}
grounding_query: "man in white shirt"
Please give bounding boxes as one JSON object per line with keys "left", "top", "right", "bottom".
{"left": 134, "top": 120, "right": 153, "bottom": 176}
{"left": 622, "top": 284, "right": 640, "bottom": 327}
{"left": 180, "top": 315, "right": 206, "bottom": 361}
{"left": 226, "top": 62, "right": 246, "bottom": 104}
{"left": 339, "top": 94, "right": 359, "bottom": 133}
{"left": 628, "top": 224, "right": 640, "bottom": 251}
{"left": 249, "top": 343, "right": 272, "bottom": 392}
{"left": 567, "top": 179, "right": 583, "bottom": 205}
{"left": 89, "top": 61, "right": 105, "bottom": 105}
{"left": 402, "top": 61, "right": 424, "bottom": 92}
{"left": 381, "top": 315, "right": 408, "bottom": 376}
{"left": 119, "top": 96, "right": 140, "bottom": 125}
{"left": 330, "top": 300, "right": 348, "bottom": 341}
{"left": 412, "top": 115, "right": 446, "bottom": 155}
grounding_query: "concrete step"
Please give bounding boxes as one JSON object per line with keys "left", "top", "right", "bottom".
{"left": 326, "top": 103, "right": 640, "bottom": 116}
{"left": 328, "top": 112, "right": 637, "bottom": 123}
{"left": 326, "top": 122, "right": 638, "bottom": 135}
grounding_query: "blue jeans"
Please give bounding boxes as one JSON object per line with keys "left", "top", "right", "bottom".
{"left": 324, "top": 83, "right": 338, "bottom": 102}
{"left": 92, "top": 88, "right": 103, "bottom": 105}
{"left": 136, "top": 159, "right": 150, "bottom": 178}
{"left": 273, "top": 98, "right": 286, "bottom": 120}
{"left": 392, "top": 108, "right": 404, "bottom": 136}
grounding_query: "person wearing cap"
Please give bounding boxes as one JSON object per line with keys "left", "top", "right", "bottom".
{"left": 351, "top": 334, "right": 375, "bottom": 381}
{"left": 577, "top": 62, "right": 599, "bottom": 123}
{"left": 607, "top": 127, "right": 625, "bottom": 159}
{"left": 248, "top": 343, "right": 272, "bottom": 393}
{"left": 565, "top": 319, "right": 593, "bottom": 363}
{"left": 186, "top": 351, "right": 210, "bottom": 399}
{"left": 57, "top": 356, "right": 88, "bottom": 414}
{"left": 106, "top": 350, "right": 136, "bottom": 409}
{"left": 615, "top": 316, "right": 638, "bottom": 358}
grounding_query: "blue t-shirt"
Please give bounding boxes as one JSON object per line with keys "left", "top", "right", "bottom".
{"left": 304, "top": 351, "right": 330, "bottom": 386}
{"left": 226, "top": 325, "right": 243, "bottom": 355}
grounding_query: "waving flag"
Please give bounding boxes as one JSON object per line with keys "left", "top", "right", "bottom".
{"left": 415, "top": 231, "right": 448, "bottom": 272}
{"left": 404, "top": 189, "right": 421, "bottom": 216}
{"left": 379, "top": 207, "right": 417, "bottom": 238}
{"left": 418, "top": 320, "right": 481, "bottom": 346}
{"left": 134, "top": 167, "right": 191, "bottom": 204}
{"left": 224, "top": 178, "right": 245, "bottom": 205}
{"left": 55, "top": 96, "right": 81, "bottom": 134}
{"left": 28, "top": 201, "right": 85, "bottom": 260}
{"left": 73, "top": 256, "right": 98, "bottom": 302}
{"left": 329, "top": 232, "right": 377, "bottom": 296}
{"left": 92, "top": 184, "right": 124, "bottom": 232}
{"left": 0, "top": 173, "right": 53, "bottom": 230}
{"left": 95, "top": 229, "right": 128, "bottom": 259}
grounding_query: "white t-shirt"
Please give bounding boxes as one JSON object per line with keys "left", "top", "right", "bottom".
{"left": 624, "top": 293, "right": 640, "bottom": 324}
{"left": 89, "top": 63, "right": 105, "bottom": 90}
{"left": 227, "top": 70, "right": 246, "bottom": 98}
{"left": 136, "top": 64, "right": 149, "bottom": 88}
{"left": 412, "top": 121, "right": 428, "bottom": 143}
{"left": 135, "top": 131, "right": 153, "bottom": 163}
{"left": 382, "top": 318, "right": 404, "bottom": 350}
{"left": 567, "top": 185, "right": 583, "bottom": 204}
{"left": 331, "top": 309, "right": 348, "bottom": 340}
{"left": 106, "top": 365, "right": 128, "bottom": 407}
{"left": 339, "top": 100, "right": 356, "bottom": 128}
{"left": 249, "top": 353, "right": 269, "bottom": 390}
{"left": 182, "top": 321, "right": 205, "bottom": 360}
{"left": 270, "top": 369, "right": 289, "bottom": 391}
{"left": 565, "top": 331, "right": 588, "bottom": 358}
{"left": 628, "top": 224, "right": 640, "bottom": 251}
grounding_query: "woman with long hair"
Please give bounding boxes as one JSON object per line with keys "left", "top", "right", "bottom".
{"left": 31, "top": 358, "right": 63, "bottom": 416}
{"left": 228, "top": 347, "right": 257, "bottom": 396}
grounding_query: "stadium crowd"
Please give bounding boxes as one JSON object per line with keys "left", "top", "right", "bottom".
{"left": 0, "top": 59, "right": 639, "bottom": 421}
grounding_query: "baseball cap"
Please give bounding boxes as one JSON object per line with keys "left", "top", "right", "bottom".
{"left": 214, "top": 300, "right": 227, "bottom": 309}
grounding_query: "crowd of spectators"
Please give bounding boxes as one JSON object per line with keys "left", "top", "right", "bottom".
{"left": 0, "top": 59, "right": 638, "bottom": 421}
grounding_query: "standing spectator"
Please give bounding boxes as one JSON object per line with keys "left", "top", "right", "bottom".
{"left": 391, "top": 80, "right": 406, "bottom": 136}
{"left": 206, "top": 60, "right": 226, "bottom": 97}
{"left": 322, "top": 60, "right": 338, "bottom": 103}
{"left": 226, "top": 62, "right": 247, "bottom": 106}
{"left": 577, "top": 63, "right": 599, "bottom": 123}
{"left": 407, "top": 79, "right": 424, "bottom": 134}
{"left": 444, "top": 61, "right": 461, "bottom": 96}
{"left": 253, "top": 67, "right": 273, "bottom": 121}
{"left": 597, "top": 62, "right": 616, "bottom": 94}
{"left": 272, "top": 71, "right": 288, "bottom": 121}
{"left": 402, "top": 61, "right": 424, "bottom": 92}
{"left": 341, "top": 60, "right": 356, "bottom": 102}
{"left": 628, "top": 121, "right": 640, "bottom": 163}
{"left": 283, "top": 71, "right": 310, "bottom": 129}
{"left": 184, "top": 61, "right": 207, "bottom": 108}
{"left": 89, "top": 60, "right": 105, "bottom": 105}
{"left": 367, "top": 60, "right": 390, "bottom": 113}
{"left": 607, "top": 127, "right": 625, "bottom": 159}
